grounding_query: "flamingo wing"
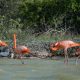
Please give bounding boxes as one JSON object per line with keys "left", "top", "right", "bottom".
{"left": 15, "top": 46, "right": 30, "bottom": 54}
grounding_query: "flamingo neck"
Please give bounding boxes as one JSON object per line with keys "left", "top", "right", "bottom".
{"left": 13, "top": 33, "right": 16, "bottom": 49}
{"left": 71, "top": 43, "right": 80, "bottom": 48}
{"left": 50, "top": 43, "right": 60, "bottom": 51}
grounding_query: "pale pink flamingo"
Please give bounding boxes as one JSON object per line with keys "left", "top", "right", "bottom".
{"left": 0, "top": 40, "right": 8, "bottom": 47}
{"left": 50, "top": 40, "right": 80, "bottom": 64}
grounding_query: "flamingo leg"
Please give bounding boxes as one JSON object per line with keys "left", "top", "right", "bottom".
{"left": 76, "top": 55, "right": 80, "bottom": 65}
{"left": 20, "top": 58, "right": 24, "bottom": 64}
{"left": 64, "top": 48, "right": 68, "bottom": 64}
{"left": 18, "top": 53, "right": 24, "bottom": 64}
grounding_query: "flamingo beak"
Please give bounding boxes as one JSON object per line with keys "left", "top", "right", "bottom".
{"left": 50, "top": 47, "right": 59, "bottom": 51}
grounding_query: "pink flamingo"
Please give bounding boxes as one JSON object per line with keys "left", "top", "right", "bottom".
{"left": 50, "top": 40, "right": 80, "bottom": 64}
{"left": 0, "top": 40, "right": 8, "bottom": 47}
{"left": 12, "top": 33, "right": 30, "bottom": 64}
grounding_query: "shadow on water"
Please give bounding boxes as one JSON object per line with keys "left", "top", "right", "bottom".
{"left": 0, "top": 58, "right": 80, "bottom": 80}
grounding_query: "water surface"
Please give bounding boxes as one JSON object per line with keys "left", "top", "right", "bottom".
{"left": 0, "top": 58, "right": 80, "bottom": 80}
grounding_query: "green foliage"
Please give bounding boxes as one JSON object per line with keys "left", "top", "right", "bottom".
{"left": 18, "top": 0, "right": 60, "bottom": 33}
{"left": 18, "top": 0, "right": 80, "bottom": 34}
{"left": 0, "top": 0, "right": 80, "bottom": 42}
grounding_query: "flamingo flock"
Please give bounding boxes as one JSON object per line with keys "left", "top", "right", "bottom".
{"left": 0, "top": 34, "right": 80, "bottom": 64}
{"left": 0, "top": 34, "right": 31, "bottom": 64}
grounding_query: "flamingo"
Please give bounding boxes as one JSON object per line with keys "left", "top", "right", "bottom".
{"left": 0, "top": 40, "right": 8, "bottom": 47}
{"left": 12, "top": 33, "right": 31, "bottom": 64}
{"left": 50, "top": 40, "right": 80, "bottom": 64}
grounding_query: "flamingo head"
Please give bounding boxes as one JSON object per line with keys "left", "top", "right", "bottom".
{"left": 50, "top": 42, "right": 59, "bottom": 51}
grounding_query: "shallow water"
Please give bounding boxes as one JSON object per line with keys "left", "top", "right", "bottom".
{"left": 0, "top": 58, "right": 80, "bottom": 80}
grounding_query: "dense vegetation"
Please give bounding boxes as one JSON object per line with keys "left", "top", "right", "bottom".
{"left": 0, "top": 0, "right": 80, "bottom": 42}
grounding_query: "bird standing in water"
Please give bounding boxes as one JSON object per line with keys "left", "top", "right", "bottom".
{"left": 50, "top": 40, "right": 80, "bottom": 64}
{"left": 12, "top": 33, "right": 30, "bottom": 64}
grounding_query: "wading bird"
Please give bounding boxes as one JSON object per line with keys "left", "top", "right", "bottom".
{"left": 0, "top": 40, "right": 8, "bottom": 47}
{"left": 0, "top": 40, "right": 9, "bottom": 57}
{"left": 50, "top": 40, "right": 80, "bottom": 64}
{"left": 12, "top": 33, "right": 31, "bottom": 64}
